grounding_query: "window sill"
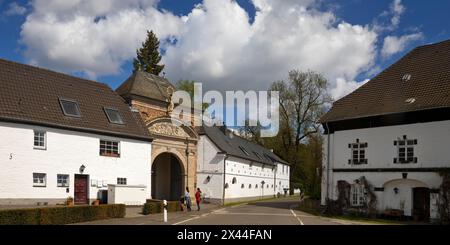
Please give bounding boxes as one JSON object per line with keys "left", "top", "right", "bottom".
{"left": 33, "top": 147, "right": 47, "bottom": 151}
{"left": 100, "top": 154, "right": 120, "bottom": 158}
{"left": 33, "top": 185, "right": 46, "bottom": 188}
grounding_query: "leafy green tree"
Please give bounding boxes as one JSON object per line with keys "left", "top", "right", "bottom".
{"left": 176, "top": 80, "right": 209, "bottom": 111}
{"left": 133, "top": 30, "right": 165, "bottom": 76}
{"left": 241, "top": 70, "right": 331, "bottom": 196}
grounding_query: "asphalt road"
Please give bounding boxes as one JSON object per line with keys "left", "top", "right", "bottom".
{"left": 173, "top": 197, "right": 344, "bottom": 225}
{"left": 76, "top": 197, "right": 369, "bottom": 225}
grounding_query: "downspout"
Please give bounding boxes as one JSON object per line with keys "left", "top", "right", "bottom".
{"left": 185, "top": 137, "right": 189, "bottom": 193}
{"left": 222, "top": 154, "right": 228, "bottom": 205}
{"left": 325, "top": 123, "right": 331, "bottom": 202}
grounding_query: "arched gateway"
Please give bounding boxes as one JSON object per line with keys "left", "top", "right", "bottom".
{"left": 116, "top": 71, "right": 199, "bottom": 201}
{"left": 152, "top": 152, "right": 185, "bottom": 200}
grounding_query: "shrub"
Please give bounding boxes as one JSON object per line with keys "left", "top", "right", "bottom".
{"left": 0, "top": 208, "right": 41, "bottom": 225}
{"left": 0, "top": 204, "right": 125, "bottom": 225}
{"left": 142, "top": 200, "right": 181, "bottom": 215}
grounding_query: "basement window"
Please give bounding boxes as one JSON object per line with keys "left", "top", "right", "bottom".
{"left": 104, "top": 107, "right": 124, "bottom": 124}
{"left": 59, "top": 98, "right": 81, "bottom": 117}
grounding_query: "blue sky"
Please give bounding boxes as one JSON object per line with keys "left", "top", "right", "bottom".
{"left": 0, "top": 0, "right": 449, "bottom": 99}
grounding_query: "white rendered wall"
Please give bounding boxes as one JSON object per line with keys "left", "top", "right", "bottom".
{"left": 0, "top": 122, "right": 152, "bottom": 204}
{"left": 197, "top": 135, "right": 291, "bottom": 202}
{"left": 108, "top": 185, "right": 148, "bottom": 205}
{"left": 321, "top": 120, "right": 450, "bottom": 217}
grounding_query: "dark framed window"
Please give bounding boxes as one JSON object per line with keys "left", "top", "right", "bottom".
{"left": 104, "top": 107, "right": 124, "bottom": 124}
{"left": 117, "top": 178, "right": 127, "bottom": 185}
{"left": 348, "top": 139, "right": 368, "bottom": 165}
{"left": 100, "top": 140, "right": 120, "bottom": 157}
{"left": 394, "top": 135, "right": 417, "bottom": 164}
{"left": 59, "top": 98, "right": 81, "bottom": 117}
{"left": 57, "top": 174, "right": 69, "bottom": 187}
{"left": 33, "top": 130, "right": 46, "bottom": 149}
{"left": 33, "top": 173, "right": 46, "bottom": 187}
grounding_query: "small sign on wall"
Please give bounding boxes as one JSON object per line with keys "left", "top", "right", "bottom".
{"left": 91, "top": 179, "right": 97, "bottom": 187}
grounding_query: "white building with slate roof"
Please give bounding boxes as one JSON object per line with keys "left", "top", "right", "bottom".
{"left": 197, "top": 126, "right": 290, "bottom": 204}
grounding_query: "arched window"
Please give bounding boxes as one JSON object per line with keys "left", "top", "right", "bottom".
{"left": 255, "top": 184, "right": 258, "bottom": 189}
{"left": 249, "top": 184, "right": 252, "bottom": 189}
{"left": 224, "top": 183, "right": 229, "bottom": 189}
{"left": 232, "top": 177, "right": 237, "bottom": 184}
{"left": 241, "top": 184, "right": 245, "bottom": 189}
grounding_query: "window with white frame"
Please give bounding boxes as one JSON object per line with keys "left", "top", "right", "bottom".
{"left": 394, "top": 135, "right": 417, "bottom": 164}
{"left": 350, "top": 183, "right": 365, "bottom": 207}
{"left": 57, "top": 174, "right": 69, "bottom": 187}
{"left": 348, "top": 139, "right": 368, "bottom": 165}
{"left": 100, "top": 140, "right": 120, "bottom": 157}
{"left": 33, "top": 131, "right": 46, "bottom": 149}
{"left": 33, "top": 173, "right": 46, "bottom": 187}
{"left": 117, "top": 177, "right": 127, "bottom": 185}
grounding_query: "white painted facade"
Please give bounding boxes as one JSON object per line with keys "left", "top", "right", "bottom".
{"left": 322, "top": 120, "right": 450, "bottom": 219}
{"left": 0, "top": 121, "right": 152, "bottom": 205}
{"left": 197, "top": 135, "right": 290, "bottom": 204}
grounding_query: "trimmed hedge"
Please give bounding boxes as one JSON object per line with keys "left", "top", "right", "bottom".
{"left": 0, "top": 204, "right": 126, "bottom": 225}
{"left": 142, "top": 199, "right": 182, "bottom": 215}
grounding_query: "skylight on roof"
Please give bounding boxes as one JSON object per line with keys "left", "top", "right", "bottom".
{"left": 402, "top": 74, "right": 412, "bottom": 82}
{"left": 405, "top": 98, "right": 416, "bottom": 104}
{"left": 253, "top": 151, "right": 262, "bottom": 159}
{"left": 59, "top": 98, "right": 81, "bottom": 117}
{"left": 104, "top": 107, "right": 124, "bottom": 124}
{"left": 239, "top": 146, "right": 250, "bottom": 156}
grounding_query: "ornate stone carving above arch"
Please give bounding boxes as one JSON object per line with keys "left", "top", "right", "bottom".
{"left": 146, "top": 117, "right": 198, "bottom": 140}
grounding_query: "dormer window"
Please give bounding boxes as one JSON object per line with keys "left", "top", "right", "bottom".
{"left": 59, "top": 98, "right": 81, "bottom": 117}
{"left": 239, "top": 146, "right": 250, "bottom": 156}
{"left": 394, "top": 135, "right": 417, "bottom": 164}
{"left": 402, "top": 74, "right": 412, "bottom": 82}
{"left": 104, "top": 107, "right": 124, "bottom": 124}
{"left": 348, "top": 139, "right": 368, "bottom": 165}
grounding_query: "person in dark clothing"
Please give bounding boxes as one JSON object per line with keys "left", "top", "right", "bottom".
{"left": 179, "top": 196, "right": 185, "bottom": 211}
{"left": 185, "top": 187, "right": 192, "bottom": 211}
{"left": 195, "top": 188, "right": 202, "bottom": 211}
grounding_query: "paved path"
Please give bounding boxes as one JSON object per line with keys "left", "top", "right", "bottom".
{"left": 75, "top": 197, "right": 377, "bottom": 225}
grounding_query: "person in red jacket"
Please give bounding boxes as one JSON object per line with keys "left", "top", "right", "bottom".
{"left": 195, "top": 188, "right": 202, "bottom": 211}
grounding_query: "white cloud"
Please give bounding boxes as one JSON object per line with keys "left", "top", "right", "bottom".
{"left": 373, "top": 0, "right": 405, "bottom": 32}
{"left": 331, "top": 78, "right": 369, "bottom": 100}
{"left": 20, "top": 0, "right": 182, "bottom": 78}
{"left": 164, "top": 0, "right": 377, "bottom": 96}
{"left": 4, "top": 2, "right": 27, "bottom": 16}
{"left": 381, "top": 33, "right": 423, "bottom": 58}
{"left": 20, "top": 0, "right": 380, "bottom": 100}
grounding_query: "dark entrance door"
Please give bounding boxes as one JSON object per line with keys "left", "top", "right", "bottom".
{"left": 74, "top": 174, "right": 89, "bottom": 204}
{"left": 413, "top": 187, "right": 430, "bottom": 221}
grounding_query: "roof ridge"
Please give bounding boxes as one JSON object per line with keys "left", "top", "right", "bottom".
{"left": 0, "top": 58, "right": 111, "bottom": 90}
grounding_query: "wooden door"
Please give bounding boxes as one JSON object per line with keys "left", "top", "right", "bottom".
{"left": 74, "top": 175, "right": 89, "bottom": 204}
{"left": 413, "top": 187, "right": 430, "bottom": 221}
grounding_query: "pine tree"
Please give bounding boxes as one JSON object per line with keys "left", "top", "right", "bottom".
{"left": 133, "top": 30, "right": 165, "bottom": 76}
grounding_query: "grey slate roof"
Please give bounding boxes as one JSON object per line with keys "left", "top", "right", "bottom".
{"left": 201, "top": 126, "right": 289, "bottom": 166}
{"left": 0, "top": 58, "right": 152, "bottom": 142}
{"left": 116, "top": 71, "right": 176, "bottom": 103}
{"left": 321, "top": 39, "right": 450, "bottom": 123}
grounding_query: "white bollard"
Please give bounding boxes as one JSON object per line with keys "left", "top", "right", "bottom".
{"left": 163, "top": 199, "right": 168, "bottom": 223}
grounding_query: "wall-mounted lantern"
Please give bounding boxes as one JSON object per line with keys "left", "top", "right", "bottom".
{"left": 394, "top": 187, "right": 399, "bottom": 194}
{"left": 79, "top": 164, "right": 86, "bottom": 174}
